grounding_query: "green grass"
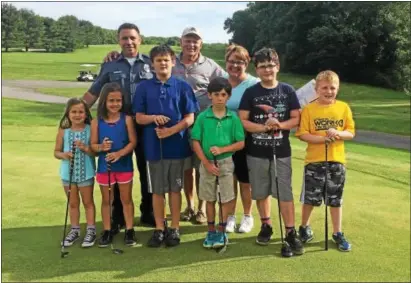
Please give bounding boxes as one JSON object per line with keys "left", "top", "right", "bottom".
{"left": 2, "top": 44, "right": 410, "bottom": 135}
{"left": 1, "top": 45, "right": 181, "bottom": 81}
{"left": 1, "top": 97, "right": 410, "bottom": 282}
{"left": 35, "top": 88, "right": 88, "bottom": 98}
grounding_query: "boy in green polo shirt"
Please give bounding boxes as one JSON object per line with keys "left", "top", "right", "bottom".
{"left": 191, "top": 77, "right": 245, "bottom": 248}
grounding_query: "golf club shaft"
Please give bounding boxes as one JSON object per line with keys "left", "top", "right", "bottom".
{"left": 214, "top": 157, "right": 227, "bottom": 250}
{"left": 272, "top": 136, "right": 285, "bottom": 244}
{"left": 61, "top": 142, "right": 76, "bottom": 256}
{"left": 325, "top": 143, "right": 329, "bottom": 250}
{"left": 159, "top": 130, "right": 167, "bottom": 228}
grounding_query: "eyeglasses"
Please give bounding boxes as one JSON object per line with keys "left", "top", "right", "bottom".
{"left": 227, "top": 60, "right": 246, "bottom": 66}
{"left": 256, "top": 64, "right": 277, "bottom": 70}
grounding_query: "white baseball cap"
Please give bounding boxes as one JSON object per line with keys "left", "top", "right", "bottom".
{"left": 181, "top": 27, "right": 202, "bottom": 39}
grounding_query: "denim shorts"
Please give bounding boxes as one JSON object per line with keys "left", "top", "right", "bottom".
{"left": 62, "top": 178, "right": 94, "bottom": 188}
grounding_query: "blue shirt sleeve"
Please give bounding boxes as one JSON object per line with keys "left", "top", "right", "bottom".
{"left": 181, "top": 83, "right": 200, "bottom": 115}
{"left": 132, "top": 83, "right": 147, "bottom": 114}
{"left": 88, "top": 63, "right": 109, "bottom": 97}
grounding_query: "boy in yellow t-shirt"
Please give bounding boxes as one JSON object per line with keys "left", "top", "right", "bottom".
{"left": 295, "top": 70, "right": 355, "bottom": 252}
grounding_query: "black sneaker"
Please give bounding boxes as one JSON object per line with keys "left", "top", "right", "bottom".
{"left": 164, "top": 228, "right": 181, "bottom": 247}
{"left": 98, "top": 230, "right": 112, "bottom": 247}
{"left": 299, "top": 225, "right": 314, "bottom": 243}
{"left": 256, "top": 223, "right": 273, "bottom": 245}
{"left": 285, "top": 228, "right": 304, "bottom": 255}
{"left": 61, "top": 228, "right": 80, "bottom": 247}
{"left": 81, "top": 228, "right": 96, "bottom": 248}
{"left": 147, "top": 229, "right": 165, "bottom": 248}
{"left": 124, "top": 229, "right": 137, "bottom": 246}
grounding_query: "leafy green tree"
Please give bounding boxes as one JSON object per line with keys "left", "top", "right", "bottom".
{"left": 19, "top": 9, "right": 45, "bottom": 51}
{"left": 1, "top": 3, "right": 23, "bottom": 51}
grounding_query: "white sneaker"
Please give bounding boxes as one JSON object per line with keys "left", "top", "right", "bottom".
{"left": 225, "top": 215, "right": 236, "bottom": 233}
{"left": 238, "top": 215, "right": 254, "bottom": 233}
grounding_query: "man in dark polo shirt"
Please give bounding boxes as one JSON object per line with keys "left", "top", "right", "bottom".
{"left": 82, "top": 23, "right": 156, "bottom": 234}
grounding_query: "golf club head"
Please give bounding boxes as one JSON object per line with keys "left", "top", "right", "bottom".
{"left": 216, "top": 245, "right": 227, "bottom": 254}
{"left": 60, "top": 251, "right": 69, "bottom": 258}
{"left": 281, "top": 242, "right": 293, "bottom": 258}
{"left": 112, "top": 248, "right": 124, "bottom": 255}
{"left": 111, "top": 243, "right": 124, "bottom": 255}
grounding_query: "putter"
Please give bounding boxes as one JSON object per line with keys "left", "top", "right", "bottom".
{"left": 214, "top": 157, "right": 227, "bottom": 254}
{"left": 61, "top": 141, "right": 76, "bottom": 258}
{"left": 324, "top": 142, "right": 329, "bottom": 251}
{"left": 107, "top": 148, "right": 124, "bottom": 255}
{"left": 271, "top": 131, "right": 293, "bottom": 258}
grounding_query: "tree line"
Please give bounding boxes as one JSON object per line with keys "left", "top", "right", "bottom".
{"left": 224, "top": 2, "right": 410, "bottom": 91}
{"left": 1, "top": 3, "right": 181, "bottom": 53}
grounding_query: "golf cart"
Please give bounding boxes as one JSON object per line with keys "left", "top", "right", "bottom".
{"left": 77, "top": 70, "right": 97, "bottom": 82}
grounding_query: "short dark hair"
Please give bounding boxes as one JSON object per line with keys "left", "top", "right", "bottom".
{"left": 149, "top": 44, "right": 175, "bottom": 61}
{"left": 117, "top": 23, "right": 140, "bottom": 35}
{"left": 97, "top": 82, "right": 125, "bottom": 119}
{"left": 207, "top": 77, "right": 232, "bottom": 96}
{"left": 253, "top": 47, "right": 280, "bottom": 67}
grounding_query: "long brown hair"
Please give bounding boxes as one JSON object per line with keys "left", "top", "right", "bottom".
{"left": 97, "top": 82, "right": 124, "bottom": 119}
{"left": 59, "top": 98, "right": 92, "bottom": 129}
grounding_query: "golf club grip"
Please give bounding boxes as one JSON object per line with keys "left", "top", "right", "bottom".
{"left": 69, "top": 141, "right": 76, "bottom": 178}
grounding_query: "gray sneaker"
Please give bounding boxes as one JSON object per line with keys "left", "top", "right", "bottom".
{"left": 61, "top": 229, "right": 80, "bottom": 247}
{"left": 81, "top": 228, "right": 96, "bottom": 248}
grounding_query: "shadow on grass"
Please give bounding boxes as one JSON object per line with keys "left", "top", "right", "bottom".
{"left": 2, "top": 223, "right": 305, "bottom": 281}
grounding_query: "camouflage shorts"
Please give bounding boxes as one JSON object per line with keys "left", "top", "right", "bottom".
{"left": 300, "top": 162, "right": 346, "bottom": 207}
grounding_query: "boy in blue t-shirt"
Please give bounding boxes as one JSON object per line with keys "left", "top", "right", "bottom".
{"left": 133, "top": 45, "right": 199, "bottom": 247}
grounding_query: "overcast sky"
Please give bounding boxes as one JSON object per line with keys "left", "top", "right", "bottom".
{"left": 8, "top": 1, "right": 249, "bottom": 43}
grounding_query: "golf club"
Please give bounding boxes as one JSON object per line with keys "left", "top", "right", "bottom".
{"left": 60, "top": 141, "right": 76, "bottom": 258}
{"left": 159, "top": 129, "right": 168, "bottom": 231}
{"left": 214, "top": 157, "right": 227, "bottom": 254}
{"left": 324, "top": 141, "right": 329, "bottom": 251}
{"left": 107, "top": 143, "right": 124, "bottom": 255}
{"left": 158, "top": 91, "right": 168, "bottom": 231}
{"left": 271, "top": 131, "right": 293, "bottom": 258}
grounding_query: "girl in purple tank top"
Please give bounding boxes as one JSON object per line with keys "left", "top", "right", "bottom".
{"left": 90, "top": 82, "right": 137, "bottom": 247}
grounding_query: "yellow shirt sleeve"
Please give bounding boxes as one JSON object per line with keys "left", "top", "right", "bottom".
{"left": 295, "top": 106, "right": 310, "bottom": 137}
{"left": 344, "top": 105, "right": 355, "bottom": 135}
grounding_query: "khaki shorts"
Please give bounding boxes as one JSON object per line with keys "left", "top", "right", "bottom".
{"left": 199, "top": 157, "right": 235, "bottom": 204}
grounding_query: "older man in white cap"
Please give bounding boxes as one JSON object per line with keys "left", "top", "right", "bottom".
{"left": 172, "top": 27, "right": 226, "bottom": 224}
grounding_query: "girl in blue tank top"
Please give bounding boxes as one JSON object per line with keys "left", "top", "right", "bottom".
{"left": 90, "top": 82, "right": 138, "bottom": 247}
{"left": 54, "top": 98, "right": 97, "bottom": 248}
